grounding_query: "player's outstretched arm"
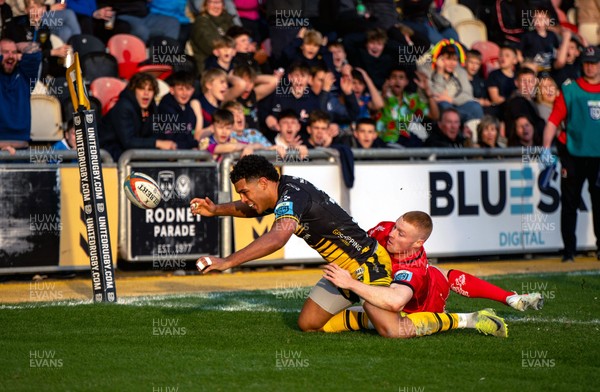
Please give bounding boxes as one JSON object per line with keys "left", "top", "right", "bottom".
{"left": 322, "top": 264, "right": 412, "bottom": 312}
{"left": 190, "top": 197, "right": 259, "bottom": 218}
{"left": 196, "top": 218, "right": 297, "bottom": 273}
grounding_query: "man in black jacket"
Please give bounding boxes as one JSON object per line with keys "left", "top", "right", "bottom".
{"left": 425, "top": 107, "right": 468, "bottom": 148}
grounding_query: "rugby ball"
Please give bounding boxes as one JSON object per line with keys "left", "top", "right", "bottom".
{"left": 123, "top": 172, "right": 162, "bottom": 209}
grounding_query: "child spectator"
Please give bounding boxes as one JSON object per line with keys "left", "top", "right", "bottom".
{"left": 283, "top": 28, "right": 334, "bottom": 73}
{"left": 233, "top": 64, "right": 280, "bottom": 131}
{"left": 263, "top": 61, "right": 327, "bottom": 136}
{"left": 194, "top": 67, "right": 246, "bottom": 128}
{"left": 376, "top": 67, "right": 438, "bottom": 147}
{"left": 344, "top": 28, "right": 394, "bottom": 90}
{"left": 465, "top": 50, "right": 491, "bottom": 109}
{"left": 520, "top": 9, "right": 560, "bottom": 72}
{"left": 157, "top": 71, "right": 198, "bottom": 149}
{"left": 100, "top": 72, "right": 177, "bottom": 161}
{"left": 273, "top": 109, "right": 308, "bottom": 158}
{"left": 52, "top": 119, "right": 76, "bottom": 151}
{"left": 227, "top": 25, "right": 261, "bottom": 72}
{"left": 351, "top": 67, "right": 384, "bottom": 119}
{"left": 486, "top": 46, "right": 519, "bottom": 108}
{"left": 199, "top": 108, "right": 258, "bottom": 160}
{"left": 428, "top": 44, "right": 484, "bottom": 123}
{"left": 351, "top": 118, "right": 387, "bottom": 149}
{"left": 221, "top": 100, "right": 272, "bottom": 147}
{"left": 305, "top": 110, "right": 333, "bottom": 149}
{"left": 504, "top": 67, "right": 546, "bottom": 140}
{"left": 328, "top": 39, "right": 351, "bottom": 81}
{"left": 310, "top": 64, "right": 360, "bottom": 130}
{"left": 190, "top": 0, "right": 236, "bottom": 74}
{"left": 552, "top": 30, "right": 582, "bottom": 86}
{"left": 204, "top": 35, "right": 236, "bottom": 73}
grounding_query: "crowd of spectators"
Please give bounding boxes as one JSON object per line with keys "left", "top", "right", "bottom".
{"left": 0, "top": 0, "right": 599, "bottom": 160}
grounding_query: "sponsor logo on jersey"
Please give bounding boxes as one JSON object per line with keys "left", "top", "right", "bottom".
{"left": 394, "top": 270, "right": 413, "bottom": 282}
{"left": 275, "top": 201, "right": 294, "bottom": 218}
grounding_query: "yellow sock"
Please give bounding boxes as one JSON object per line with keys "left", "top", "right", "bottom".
{"left": 321, "top": 309, "right": 370, "bottom": 333}
{"left": 407, "top": 312, "right": 460, "bottom": 337}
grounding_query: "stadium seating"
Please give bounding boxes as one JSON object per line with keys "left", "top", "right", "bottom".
{"left": 441, "top": 4, "right": 475, "bottom": 27}
{"left": 464, "top": 118, "right": 481, "bottom": 144}
{"left": 146, "top": 36, "right": 184, "bottom": 60}
{"left": 49, "top": 76, "right": 71, "bottom": 104}
{"left": 579, "top": 23, "right": 600, "bottom": 45}
{"left": 155, "top": 78, "right": 170, "bottom": 104}
{"left": 80, "top": 52, "right": 119, "bottom": 82}
{"left": 107, "top": 34, "right": 173, "bottom": 80}
{"left": 442, "top": 0, "right": 459, "bottom": 10}
{"left": 30, "top": 95, "right": 63, "bottom": 142}
{"left": 144, "top": 36, "right": 197, "bottom": 74}
{"left": 90, "top": 77, "right": 127, "bottom": 115}
{"left": 455, "top": 19, "right": 488, "bottom": 49}
{"left": 567, "top": 8, "right": 576, "bottom": 25}
{"left": 68, "top": 34, "right": 107, "bottom": 58}
{"left": 49, "top": 34, "right": 65, "bottom": 49}
{"left": 31, "top": 79, "right": 49, "bottom": 95}
{"left": 472, "top": 41, "right": 500, "bottom": 63}
{"left": 471, "top": 41, "right": 500, "bottom": 77}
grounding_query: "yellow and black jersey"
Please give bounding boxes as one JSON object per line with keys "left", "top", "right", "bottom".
{"left": 269, "top": 175, "right": 391, "bottom": 286}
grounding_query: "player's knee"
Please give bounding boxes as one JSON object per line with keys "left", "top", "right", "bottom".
{"left": 297, "top": 318, "right": 320, "bottom": 332}
{"left": 375, "top": 326, "right": 404, "bottom": 339}
{"left": 375, "top": 320, "right": 415, "bottom": 339}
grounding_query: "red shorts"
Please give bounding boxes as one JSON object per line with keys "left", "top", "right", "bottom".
{"left": 402, "top": 265, "right": 450, "bottom": 314}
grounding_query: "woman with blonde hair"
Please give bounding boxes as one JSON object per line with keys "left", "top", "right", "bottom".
{"left": 536, "top": 74, "right": 559, "bottom": 122}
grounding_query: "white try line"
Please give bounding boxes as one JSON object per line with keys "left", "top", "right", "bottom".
{"left": 2, "top": 294, "right": 600, "bottom": 325}
{"left": 505, "top": 315, "right": 600, "bottom": 325}
{"left": 0, "top": 291, "right": 300, "bottom": 312}
{"left": 485, "top": 269, "right": 600, "bottom": 280}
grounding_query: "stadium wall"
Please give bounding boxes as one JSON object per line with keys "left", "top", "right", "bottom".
{"left": 0, "top": 148, "right": 594, "bottom": 273}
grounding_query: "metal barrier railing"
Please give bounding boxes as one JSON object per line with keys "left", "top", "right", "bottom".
{"left": 0, "top": 149, "right": 114, "bottom": 164}
{"left": 350, "top": 147, "right": 531, "bottom": 160}
{"left": 0, "top": 146, "right": 561, "bottom": 272}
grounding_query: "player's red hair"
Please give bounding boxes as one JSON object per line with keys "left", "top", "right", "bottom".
{"left": 401, "top": 211, "right": 433, "bottom": 241}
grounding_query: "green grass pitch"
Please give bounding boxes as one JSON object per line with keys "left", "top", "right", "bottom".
{"left": 1, "top": 271, "right": 599, "bottom": 392}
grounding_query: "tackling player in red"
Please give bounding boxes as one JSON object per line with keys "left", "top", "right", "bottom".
{"left": 322, "top": 211, "right": 543, "bottom": 333}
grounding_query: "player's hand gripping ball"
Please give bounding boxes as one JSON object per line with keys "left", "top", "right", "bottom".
{"left": 123, "top": 172, "right": 162, "bottom": 209}
{"left": 196, "top": 257, "right": 212, "bottom": 271}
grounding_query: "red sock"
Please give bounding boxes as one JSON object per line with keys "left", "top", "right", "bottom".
{"left": 447, "top": 269, "right": 513, "bottom": 304}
